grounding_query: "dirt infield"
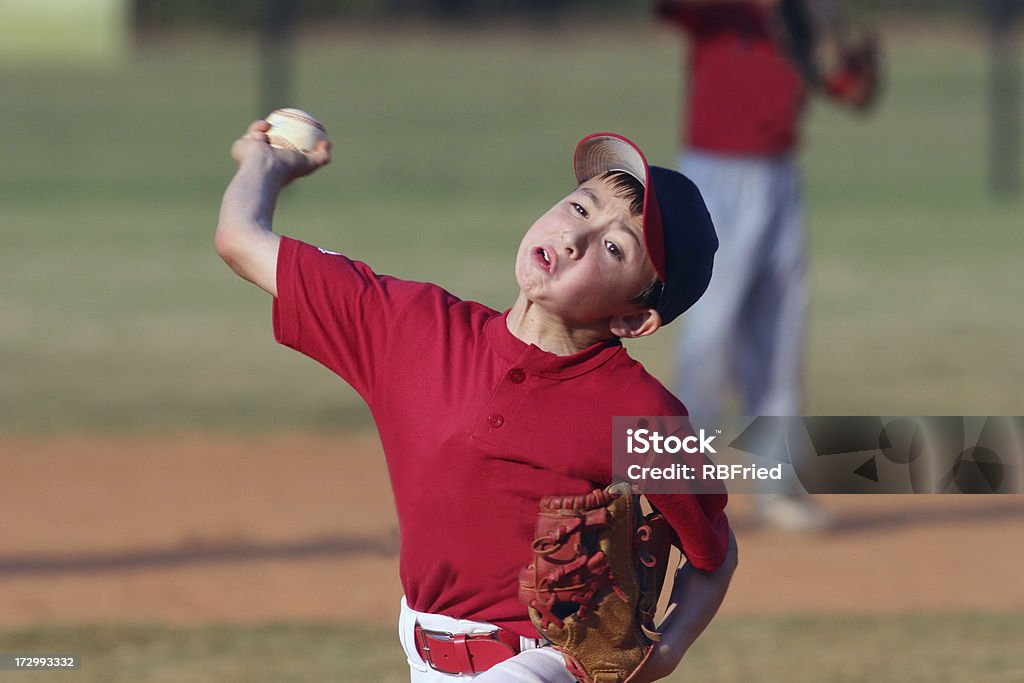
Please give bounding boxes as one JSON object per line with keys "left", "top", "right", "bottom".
{"left": 2, "top": 433, "right": 1023, "bottom": 625}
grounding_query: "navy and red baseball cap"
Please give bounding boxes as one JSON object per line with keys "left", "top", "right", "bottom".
{"left": 573, "top": 133, "right": 718, "bottom": 326}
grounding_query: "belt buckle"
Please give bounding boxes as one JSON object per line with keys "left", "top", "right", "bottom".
{"left": 417, "top": 628, "right": 457, "bottom": 673}
{"left": 420, "top": 626, "right": 457, "bottom": 641}
{"left": 420, "top": 627, "right": 456, "bottom": 647}
{"left": 418, "top": 626, "right": 509, "bottom": 674}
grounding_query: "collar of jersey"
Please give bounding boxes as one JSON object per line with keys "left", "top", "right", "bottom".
{"left": 484, "top": 311, "right": 623, "bottom": 380}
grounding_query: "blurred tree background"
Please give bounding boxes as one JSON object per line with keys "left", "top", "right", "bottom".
{"left": 134, "top": 0, "right": 985, "bottom": 27}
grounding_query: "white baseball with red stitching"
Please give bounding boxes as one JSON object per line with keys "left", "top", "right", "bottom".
{"left": 265, "top": 108, "right": 328, "bottom": 154}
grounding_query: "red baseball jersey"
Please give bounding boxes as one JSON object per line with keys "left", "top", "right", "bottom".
{"left": 273, "top": 237, "right": 730, "bottom": 637}
{"left": 661, "top": 2, "right": 805, "bottom": 155}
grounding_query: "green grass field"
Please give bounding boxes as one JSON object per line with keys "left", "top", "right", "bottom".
{"left": 1, "top": 23, "right": 1020, "bottom": 432}
{"left": 3, "top": 614, "right": 1023, "bottom": 682}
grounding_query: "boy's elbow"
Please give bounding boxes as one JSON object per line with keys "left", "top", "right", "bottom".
{"left": 214, "top": 223, "right": 244, "bottom": 265}
{"left": 212, "top": 222, "right": 279, "bottom": 296}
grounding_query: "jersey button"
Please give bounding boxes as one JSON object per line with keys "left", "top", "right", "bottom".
{"left": 488, "top": 414, "right": 505, "bottom": 428}
{"left": 508, "top": 368, "right": 526, "bottom": 384}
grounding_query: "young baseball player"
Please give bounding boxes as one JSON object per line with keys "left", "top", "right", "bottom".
{"left": 216, "top": 121, "right": 738, "bottom": 682}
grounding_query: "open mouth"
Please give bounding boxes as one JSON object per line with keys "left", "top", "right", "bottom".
{"left": 533, "top": 247, "right": 553, "bottom": 272}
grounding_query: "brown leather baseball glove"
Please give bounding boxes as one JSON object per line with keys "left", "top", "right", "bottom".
{"left": 518, "top": 482, "right": 677, "bottom": 683}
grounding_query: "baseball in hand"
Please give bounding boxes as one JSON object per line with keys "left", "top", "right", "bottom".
{"left": 264, "top": 108, "right": 329, "bottom": 154}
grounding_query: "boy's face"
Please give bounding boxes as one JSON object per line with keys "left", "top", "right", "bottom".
{"left": 514, "top": 175, "right": 658, "bottom": 325}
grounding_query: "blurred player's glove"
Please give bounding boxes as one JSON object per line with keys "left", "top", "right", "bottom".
{"left": 825, "top": 33, "right": 882, "bottom": 111}
{"left": 518, "top": 482, "right": 676, "bottom": 683}
{"left": 775, "top": 0, "right": 883, "bottom": 113}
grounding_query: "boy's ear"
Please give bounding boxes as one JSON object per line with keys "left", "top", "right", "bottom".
{"left": 609, "top": 308, "right": 662, "bottom": 339}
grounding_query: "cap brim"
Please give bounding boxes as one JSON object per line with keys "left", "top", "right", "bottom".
{"left": 574, "top": 133, "right": 648, "bottom": 188}
{"left": 573, "top": 133, "right": 667, "bottom": 283}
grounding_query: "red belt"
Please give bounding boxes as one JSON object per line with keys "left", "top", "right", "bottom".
{"left": 414, "top": 624, "right": 520, "bottom": 675}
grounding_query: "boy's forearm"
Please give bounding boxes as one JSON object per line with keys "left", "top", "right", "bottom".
{"left": 663, "top": 550, "right": 735, "bottom": 654}
{"left": 641, "top": 530, "right": 739, "bottom": 681}
{"left": 215, "top": 157, "right": 289, "bottom": 295}
{"left": 217, "top": 158, "right": 288, "bottom": 245}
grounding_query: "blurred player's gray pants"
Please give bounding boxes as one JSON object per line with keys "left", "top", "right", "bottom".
{"left": 674, "top": 149, "right": 806, "bottom": 419}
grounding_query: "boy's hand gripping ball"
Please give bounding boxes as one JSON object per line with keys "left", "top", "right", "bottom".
{"left": 264, "top": 108, "right": 329, "bottom": 154}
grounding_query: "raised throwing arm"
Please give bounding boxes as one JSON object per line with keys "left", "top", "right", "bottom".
{"left": 215, "top": 120, "right": 331, "bottom": 297}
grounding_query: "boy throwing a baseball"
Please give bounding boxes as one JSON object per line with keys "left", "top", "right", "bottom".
{"left": 216, "top": 120, "right": 737, "bottom": 682}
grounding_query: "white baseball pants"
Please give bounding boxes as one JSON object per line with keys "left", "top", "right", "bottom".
{"left": 398, "top": 597, "right": 574, "bottom": 682}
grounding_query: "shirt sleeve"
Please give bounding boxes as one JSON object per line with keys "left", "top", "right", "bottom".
{"left": 272, "top": 236, "right": 422, "bottom": 401}
{"left": 647, "top": 491, "right": 730, "bottom": 572}
{"left": 624, "top": 380, "right": 732, "bottom": 572}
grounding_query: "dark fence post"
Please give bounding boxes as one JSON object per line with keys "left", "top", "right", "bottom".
{"left": 988, "top": 0, "right": 1022, "bottom": 199}
{"left": 259, "top": 0, "right": 295, "bottom": 116}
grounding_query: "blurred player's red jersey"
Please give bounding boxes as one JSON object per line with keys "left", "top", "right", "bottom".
{"left": 661, "top": 2, "right": 805, "bottom": 154}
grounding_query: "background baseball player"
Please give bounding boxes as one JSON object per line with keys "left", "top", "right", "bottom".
{"left": 215, "top": 121, "right": 738, "bottom": 680}
{"left": 656, "top": 0, "right": 880, "bottom": 532}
